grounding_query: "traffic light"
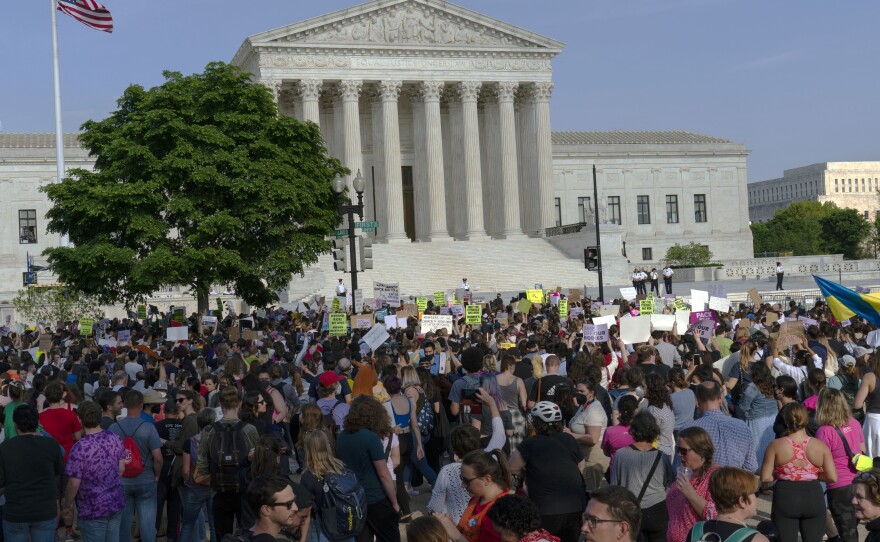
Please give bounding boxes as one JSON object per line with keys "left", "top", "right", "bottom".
{"left": 359, "top": 236, "right": 373, "bottom": 270}
{"left": 584, "top": 246, "right": 600, "bottom": 270}
{"left": 332, "top": 238, "right": 347, "bottom": 272}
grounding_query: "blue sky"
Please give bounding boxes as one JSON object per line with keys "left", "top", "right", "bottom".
{"left": 2, "top": 0, "right": 878, "bottom": 182}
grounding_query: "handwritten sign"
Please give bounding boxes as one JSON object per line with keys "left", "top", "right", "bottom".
{"left": 362, "top": 324, "right": 390, "bottom": 351}
{"left": 350, "top": 314, "right": 374, "bottom": 330}
{"left": 582, "top": 323, "right": 609, "bottom": 342}
{"left": 422, "top": 315, "right": 453, "bottom": 334}
{"left": 416, "top": 298, "right": 428, "bottom": 312}
{"left": 619, "top": 287, "right": 637, "bottom": 300}
{"left": 673, "top": 299, "right": 688, "bottom": 311}
{"left": 352, "top": 289, "right": 364, "bottom": 313}
{"left": 137, "top": 305, "right": 147, "bottom": 319}
{"left": 708, "top": 296, "right": 730, "bottom": 313}
{"left": 559, "top": 300, "right": 569, "bottom": 318}
{"left": 374, "top": 282, "right": 400, "bottom": 306}
{"left": 451, "top": 304, "right": 465, "bottom": 316}
{"left": 466, "top": 305, "right": 482, "bottom": 325}
{"left": 526, "top": 289, "right": 544, "bottom": 304}
{"left": 639, "top": 299, "right": 654, "bottom": 314}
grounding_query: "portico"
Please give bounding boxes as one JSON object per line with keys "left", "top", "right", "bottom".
{"left": 232, "top": 0, "right": 563, "bottom": 242}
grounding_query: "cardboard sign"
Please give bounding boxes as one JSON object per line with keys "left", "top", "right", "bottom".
{"left": 673, "top": 299, "right": 689, "bottom": 311}
{"left": 352, "top": 289, "right": 364, "bottom": 313}
{"left": 79, "top": 318, "right": 95, "bottom": 337}
{"left": 516, "top": 299, "right": 532, "bottom": 314}
{"left": 350, "top": 314, "right": 374, "bottom": 330}
{"left": 362, "top": 324, "right": 390, "bottom": 351}
{"left": 650, "top": 314, "right": 676, "bottom": 332}
{"left": 558, "top": 300, "right": 568, "bottom": 318}
{"left": 582, "top": 323, "right": 609, "bottom": 343}
{"left": 619, "top": 287, "right": 637, "bottom": 300}
{"left": 620, "top": 315, "right": 651, "bottom": 344}
{"left": 329, "top": 313, "right": 348, "bottom": 336}
{"left": 778, "top": 321, "right": 806, "bottom": 342}
{"left": 243, "top": 329, "right": 261, "bottom": 341}
{"left": 137, "top": 305, "right": 147, "bottom": 319}
{"left": 748, "top": 288, "right": 763, "bottom": 307}
{"left": 764, "top": 312, "right": 780, "bottom": 325}
{"left": 639, "top": 299, "right": 654, "bottom": 314}
{"left": 596, "top": 305, "right": 617, "bottom": 317}
{"left": 422, "top": 314, "right": 453, "bottom": 334}
{"left": 434, "top": 291, "right": 446, "bottom": 306}
{"left": 374, "top": 282, "right": 400, "bottom": 306}
{"left": 39, "top": 334, "right": 52, "bottom": 353}
{"left": 526, "top": 289, "right": 544, "bottom": 304}
{"left": 569, "top": 288, "right": 584, "bottom": 300}
{"left": 708, "top": 296, "right": 731, "bottom": 313}
{"left": 416, "top": 298, "right": 428, "bottom": 312}
{"left": 690, "top": 290, "right": 709, "bottom": 312}
{"left": 466, "top": 305, "right": 482, "bottom": 325}
{"left": 166, "top": 326, "right": 188, "bottom": 342}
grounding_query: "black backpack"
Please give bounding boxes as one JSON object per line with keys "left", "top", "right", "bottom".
{"left": 207, "top": 420, "right": 248, "bottom": 493}
{"left": 317, "top": 469, "right": 367, "bottom": 540}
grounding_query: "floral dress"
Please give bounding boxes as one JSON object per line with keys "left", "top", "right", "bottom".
{"left": 666, "top": 465, "right": 718, "bottom": 542}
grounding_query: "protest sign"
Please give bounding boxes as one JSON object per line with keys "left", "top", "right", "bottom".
{"left": 79, "top": 318, "right": 95, "bottom": 337}
{"left": 384, "top": 314, "right": 398, "bottom": 329}
{"left": 516, "top": 299, "right": 532, "bottom": 314}
{"left": 350, "top": 314, "right": 374, "bottom": 330}
{"left": 451, "top": 304, "right": 465, "bottom": 316}
{"left": 374, "top": 282, "right": 400, "bottom": 306}
{"left": 650, "top": 314, "right": 676, "bottom": 332}
{"left": 692, "top": 319, "right": 714, "bottom": 339}
{"left": 569, "top": 307, "right": 584, "bottom": 318}
{"left": 526, "top": 289, "right": 544, "bottom": 304}
{"left": 422, "top": 314, "right": 453, "bottom": 334}
{"left": 764, "top": 312, "right": 780, "bottom": 325}
{"left": 166, "top": 326, "right": 188, "bottom": 342}
{"left": 558, "top": 300, "right": 568, "bottom": 318}
{"left": 117, "top": 330, "right": 131, "bottom": 343}
{"left": 620, "top": 315, "right": 651, "bottom": 344}
{"left": 619, "top": 287, "right": 637, "bottom": 300}
{"left": 569, "top": 288, "right": 584, "bottom": 300}
{"left": 639, "top": 299, "right": 654, "bottom": 314}
{"left": 867, "top": 330, "right": 880, "bottom": 348}
{"left": 748, "top": 288, "right": 763, "bottom": 307}
{"left": 439, "top": 307, "right": 450, "bottom": 315}
{"left": 201, "top": 315, "right": 217, "bottom": 327}
{"left": 329, "top": 313, "right": 348, "bottom": 336}
{"left": 374, "top": 308, "right": 389, "bottom": 322}
{"left": 582, "top": 323, "right": 609, "bottom": 342}
{"left": 331, "top": 297, "right": 342, "bottom": 312}
{"left": 689, "top": 311, "right": 716, "bottom": 326}
{"left": 690, "top": 290, "right": 709, "bottom": 312}
{"left": 416, "top": 298, "right": 428, "bottom": 312}
{"left": 592, "top": 315, "right": 617, "bottom": 328}
{"left": 243, "top": 329, "right": 261, "bottom": 341}
{"left": 466, "top": 305, "right": 482, "bottom": 325}
{"left": 598, "top": 305, "right": 619, "bottom": 317}
{"left": 500, "top": 342, "right": 518, "bottom": 350}
{"left": 98, "top": 338, "right": 117, "bottom": 348}
{"left": 496, "top": 312, "right": 509, "bottom": 325}
{"left": 708, "top": 284, "right": 727, "bottom": 300}
{"left": 39, "top": 334, "right": 52, "bottom": 352}
{"left": 351, "top": 289, "right": 363, "bottom": 313}
{"left": 798, "top": 317, "right": 818, "bottom": 329}
{"left": 778, "top": 321, "right": 806, "bottom": 346}
{"left": 434, "top": 291, "right": 446, "bottom": 306}
{"left": 363, "top": 324, "right": 390, "bottom": 351}
{"left": 675, "top": 310, "right": 691, "bottom": 334}
{"left": 708, "top": 296, "right": 731, "bottom": 313}
{"left": 673, "top": 299, "right": 689, "bottom": 311}
{"left": 398, "top": 316, "right": 409, "bottom": 329}
{"left": 137, "top": 305, "right": 147, "bottom": 319}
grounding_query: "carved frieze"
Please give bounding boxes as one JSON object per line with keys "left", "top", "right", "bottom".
{"left": 258, "top": 54, "right": 552, "bottom": 72}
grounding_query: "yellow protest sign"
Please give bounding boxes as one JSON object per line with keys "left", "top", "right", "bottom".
{"left": 331, "top": 297, "right": 341, "bottom": 312}
{"left": 516, "top": 299, "right": 532, "bottom": 314}
{"left": 328, "top": 313, "right": 348, "bottom": 336}
{"left": 673, "top": 299, "right": 688, "bottom": 311}
{"left": 416, "top": 298, "right": 428, "bottom": 312}
{"left": 434, "top": 291, "right": 446, "bottom": 306}
{"left": 526, "top": 289, "right": 544, "bottom": 304}
{"left": 639, "top": 299, "right": 654, "bottom": 314}
{"left": 79, "top": 318, "right": 95, "bottom": 337}
{"left": 559, "top": 300, "right": 569, "bottom": 318}
{"left": 466, "top": 305, "right": 482, "bottom": 325}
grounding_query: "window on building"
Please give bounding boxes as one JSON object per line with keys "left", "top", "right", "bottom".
{"left": 666, "top": 195, "right": 679, "bottom": 223}
{"left": 637, "top": 195, "right": 650, "bottom": 224}
{"left": 835, "top": 180, "right": 839, "bottom": 192}
{"left": 19, "top": 210, "right": 37, "bottom": 244}
{"left": 577, "top": 197, "right": 592, "bottom": 223}
{"left": 694, "top": 194, "right": 708, "bottom": 223}
{"left": 554, "top": 198, "right": 561, "bottom": 227}
{"left": 608, "top": 196, "right": 621, "bottom": 225}
{"left": 865, "top": 211, "right": 870, "bottom": 220}
{"left": 642, "top": 247, "right": 652, "bottom": 261}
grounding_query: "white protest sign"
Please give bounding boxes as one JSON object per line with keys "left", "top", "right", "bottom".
{"left": 619, "top": 287, "right": 638, "bottom": 300}
{"left": 569, "top": 307, "right": 584, "bottom": 318}
{"left": 439, "top": 307, "right": 451, "bottom": 315}
{"left": 650, "top": 314, "right": 676, "bottom": 332}
{"left": 352, "top": 289, "right": 364, "bottom": 313}
{"left": 98, "top": 338, "right": 118, "bottom": 347}
{"left": 799, "top": 317, "right": 818, "bottom": 329}
{"left": 374, "top": 282, "right": 400, "bottom": 306}
{"left": 362, "top": 324, "right": 391, "bottom": 351}
{"left": 384, "top": 314, "right": 398, "bottom": 329}
{"left": 117, "top": 330, "right": 131, "bottom": 343}
{"left": 592, "top": 315, "right": 617, "bottom": 329}
{"left": 675, "top": 310, "right": 691, "bottom": 334}
{"left": 397, "top": 316, "right": 408, "bottom": 329}
{"left": 598, "top": 305, "right": 619, "bottom": 317}
{"left": 620, "top": 315, "right": 651, "bottom": 344}
{"left": 690, "top": 290, "right": 709, "bottom": 312}
{"left": 708, "top": 296, "right": 730, "bottom": 313}
{"left": 582, "top": 323, "right": 609, "bottom": 342}
{"left": 166, "top": 326, "right": 188, "bottom": 342}
{"left": 422, "top": 315, "right": 453, "bottom": 334}
{"left": 451, "top": 305, "right": 465, "bottom": 316}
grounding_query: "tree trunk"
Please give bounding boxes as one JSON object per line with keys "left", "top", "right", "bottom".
{"left": 197, "top": 288, "right": 209, "bottom": 315}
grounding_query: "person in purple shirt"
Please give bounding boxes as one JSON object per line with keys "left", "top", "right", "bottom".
{"left": 63, "top": 400, "right": 126, "bottom": 542}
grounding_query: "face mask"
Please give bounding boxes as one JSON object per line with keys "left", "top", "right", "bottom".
{"left": 423, "top": 354, "right": 434, "bottom": 362}
{"left": 576, "top": 393, "right": 588, "bottom": 406}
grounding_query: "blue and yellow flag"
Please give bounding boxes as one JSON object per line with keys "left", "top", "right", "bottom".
{"left": 813, "top": 275, "right": 880, "bottom": 326}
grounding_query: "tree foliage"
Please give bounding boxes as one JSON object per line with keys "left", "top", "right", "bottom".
{"left": 664, "top": 242, "right": 713, "bottom": 267}
{"left": 750, "top": 200, "right": 869, "bottom": 258}
{"left": 42, "top": 62, "right": 346, "bottom": 311}
{"left": 12, "top": 286, "right": 103, "bottom": 326}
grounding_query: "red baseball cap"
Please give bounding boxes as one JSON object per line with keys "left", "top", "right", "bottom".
{"left": 318, "top": 371, "right": 345, "bottom": 387}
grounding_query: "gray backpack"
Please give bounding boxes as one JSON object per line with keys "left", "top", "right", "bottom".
{"left": 689, "top": 522, "right": 758, "bottom": 542}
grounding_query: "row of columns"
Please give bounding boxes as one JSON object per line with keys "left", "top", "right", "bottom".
{"left": 274, "top": 78, "right": 554, "bottom": 241}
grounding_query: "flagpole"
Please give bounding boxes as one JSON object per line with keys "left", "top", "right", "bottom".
{"left": 50, "top": 0, "right": 69, "bottom": 247}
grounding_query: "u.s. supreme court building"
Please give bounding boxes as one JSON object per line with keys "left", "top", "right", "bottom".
{"left": 0, "top": 0, "right": 754, "bottom": 299}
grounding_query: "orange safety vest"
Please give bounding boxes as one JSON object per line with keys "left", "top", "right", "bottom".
{"left": 456, "top": 490, "right": 509, "bottom": 542}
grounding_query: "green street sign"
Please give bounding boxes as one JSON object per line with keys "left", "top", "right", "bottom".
{"left": 332, "top": 229, "right": 348, "bottom": 238}
{"left": 355, "top": 221, "right": 379, "bottom": 231}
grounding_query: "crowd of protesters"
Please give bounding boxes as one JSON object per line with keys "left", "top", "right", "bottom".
{"left": 3, "top": 288, "right": 880, "bottom": 542}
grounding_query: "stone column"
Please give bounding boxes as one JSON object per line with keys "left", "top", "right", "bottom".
{"left": 420, "top": 81, "right": 450, "bottom": 240}
{"left": 482, "top": 89, "right": 502, "bottom": 237}
{"left": 410, "top": 89, "right": 429, "bottom": 241}
{"left": 519, "top": 87, "right": 539, "bottom": 235}
{"left": 533, "top": 82, "right": 555, "bottom": 233}
{"left": 280, "top": 87, "right": 300, "bottom": 119}
{"left": 459, "top": 81, "right": 487, "bottom": 239}
{"left": 380, "top": 80, "right": 408, "bottom": 242}
{"left": 496, "top": 81, "right": 523, "bottom": 237}
{"left": 370, "top": 91, "right": 386, "bottom": 235}
{"left": 260, "top": 79, "right": 282, "bottom": 104}
{"left": 339, "top": 80, "right": 364, "bottom": 195}
{"left": 298, "top": 79, "right": 323, "bottom": 124}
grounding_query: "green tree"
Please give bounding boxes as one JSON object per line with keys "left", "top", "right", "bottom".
{"left": 42, "top": 62, "right": 345, "bottom": 313}
{"left": 820, "top": 207, "right": 869, "bottom": 259}
{"left": 12, "top": 286, "right": 103, "bottom": 326}
{"left": 751, "top": 200, "right": 838, "bottom": 256}
{"left": 664, "top": 242, "right": 713, "bottom": 267}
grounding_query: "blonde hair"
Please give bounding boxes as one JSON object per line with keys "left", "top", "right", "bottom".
{"left": 816, "top": 388, "right": 851, "bottom": 428}
{"left": 304, "top": 429, "right": 346, "bottom": 478}
{"left": 483, "top": 354, "right": 498, "bottom": 373}
{"left": 400, "top": 365, "right": 420, "bottom": 389}
{"left": 530, "top": 356, "right": 544, "bottom": 379}
{"left": 818, "top": 336, "right": 838, "bottom": 377}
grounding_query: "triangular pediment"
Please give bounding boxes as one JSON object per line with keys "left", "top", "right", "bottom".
{"left": 243, "top": 0, "right": 564, "bottom": 51}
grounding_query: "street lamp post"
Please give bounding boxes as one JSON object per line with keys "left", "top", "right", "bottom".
{"left": 332, "top": 170, "right": 366, "bottom": 291}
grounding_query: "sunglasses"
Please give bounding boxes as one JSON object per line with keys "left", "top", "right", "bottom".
{"left": 856, "top": 472, "right": 880, "bottom": 484}
{"left": 267, "top": 499, "right": 296, "bottom": 509}
{"left": 676, "top": 446, "right": 692, "bottom": 456}
{"left": 176, "top": 398, "right": 189, "bottom": 403}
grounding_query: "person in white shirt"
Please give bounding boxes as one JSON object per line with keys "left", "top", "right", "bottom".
{"left": 461, "top": 278, "right": 469, "bottom": 291}
{"left": 335, "top": 278, "right": 346, "bottom": 296}
{"left": 775, "top": 262, "right": 784, "bottom": 290}
{"left": 631, "top": 268, "right": 641, "bottom": 296}
{"left": 649, "top": 268, "right": 660, "bottom": 295}
{"left": 662, "top": 265, "right": 674, "bottom": 294}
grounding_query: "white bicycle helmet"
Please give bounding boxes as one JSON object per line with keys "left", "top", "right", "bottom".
{"left": 530, "top": 401, "right": 562, "bottom": 423}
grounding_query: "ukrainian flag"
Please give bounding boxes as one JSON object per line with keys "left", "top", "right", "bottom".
{"left": 813, "top": 275, "right": 880, "bottom": 326}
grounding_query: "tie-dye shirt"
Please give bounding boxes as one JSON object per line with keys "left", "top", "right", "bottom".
{"left": 65, "top": 431, "right": 126, "bottom": 519}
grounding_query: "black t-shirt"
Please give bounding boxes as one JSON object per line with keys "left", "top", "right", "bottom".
{"left": 527, "top": 374, "right": 571, "bottom": 403}
{"left": 513, "top": 359, "right": 534, "bottom": 381}
{"left": 687, "top": 520, "right": 758, "bottom": 542}
{"left": 516, "top": 432, "right": 585, "bottom": 514}
{"left": 638, "top": 362, "right": 670, "bottom": 380}
{"left": 250, "top": 534, "right": 285, "bottom": 542}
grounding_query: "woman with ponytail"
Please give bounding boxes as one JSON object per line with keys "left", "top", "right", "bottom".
{"left": 435, "top": 448, "right": 512, "bottom": 542}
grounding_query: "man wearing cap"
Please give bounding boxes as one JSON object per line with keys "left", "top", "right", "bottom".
{"left": 308, "top": 364, "right": 352, "bottom": 404}
{"left": 316, "top": 372, "right": 350, "bottom": 431}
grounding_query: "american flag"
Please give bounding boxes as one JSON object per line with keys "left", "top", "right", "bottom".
{"left": 56, "top": 0, "right": 113, "bottom": 33}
